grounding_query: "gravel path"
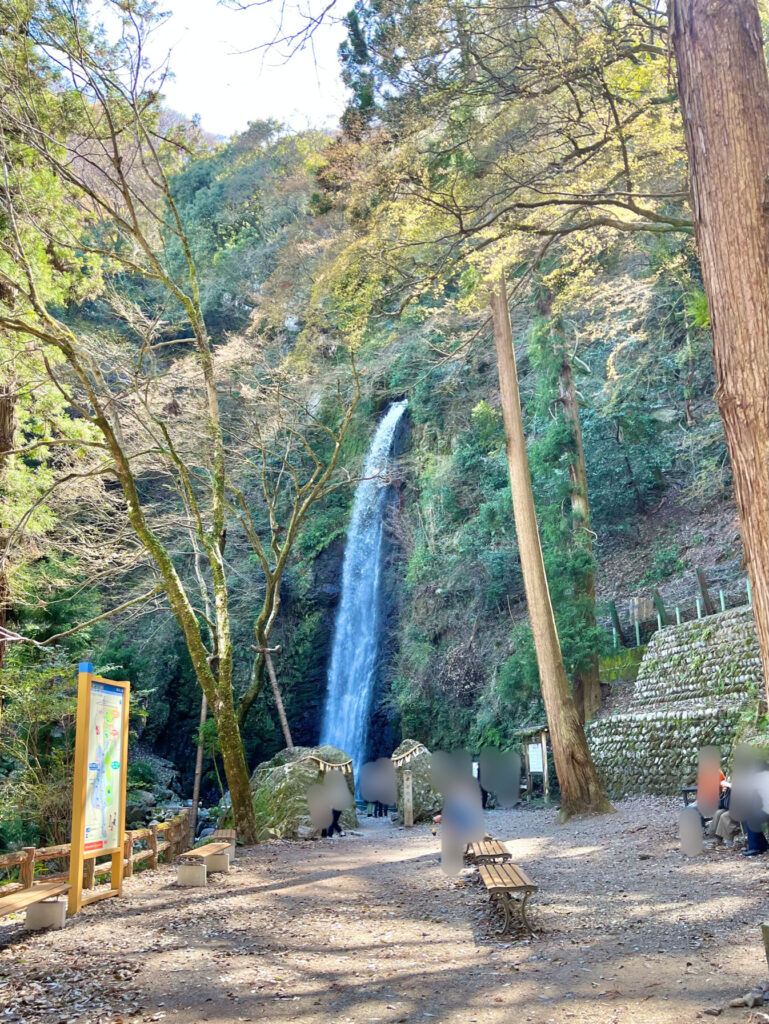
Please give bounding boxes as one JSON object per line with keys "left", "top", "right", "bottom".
{"left": 2, "top": 796, "right": 768, "bottom": 1024}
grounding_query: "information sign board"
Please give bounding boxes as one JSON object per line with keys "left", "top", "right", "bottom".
{"left": 84, "top": 681, "right": 126, "bottom": 854}
{"left": 528, "top": 742, "right": 544, "bottom": 774}
{"left": 68, "top": 663, "right": 130, "bottom": 916}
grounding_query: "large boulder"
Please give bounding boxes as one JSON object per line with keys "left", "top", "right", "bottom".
{"left": 125, "top": 789, "right": 156, "bottom": 827}
{"left": 250, "top": 745, "right": 358, "bottom": 841}
{"left": 392, "top": 739, "right": 443, "bottom": 823}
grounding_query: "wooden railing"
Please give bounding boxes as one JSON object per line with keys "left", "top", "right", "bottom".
{"left": 0, "top": 808, "right": 191, "bottom": 898}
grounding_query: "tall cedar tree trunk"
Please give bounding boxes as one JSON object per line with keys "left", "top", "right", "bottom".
{"left": 558, "top": 353, "right": 601, "bottom": 723}
{"left": 0, "top": 384, "right": 14, "bottom": 673}
{"left": 671, "top": 0, "right": 769, "bottom": 695}
{"left": 490, "top": 275, "right": 612, "bottom": 818}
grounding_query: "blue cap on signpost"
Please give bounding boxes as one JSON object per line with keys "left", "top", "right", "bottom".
{"left": 78, "top": 662, "right": 93, "bottom": 674}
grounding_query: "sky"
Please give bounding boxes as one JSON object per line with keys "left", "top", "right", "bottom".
{"left": 126, "top": 1, "right": 350, "bottom": 138}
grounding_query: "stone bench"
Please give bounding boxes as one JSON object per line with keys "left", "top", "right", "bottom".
{"left": 479, "top": 862, "right": 538, "bottom": 936}
{"left": 0, "top": 882, "right": 71, "bottom": 930}
{"left": 175, "top": 842, "right": 232, "bottom": 886}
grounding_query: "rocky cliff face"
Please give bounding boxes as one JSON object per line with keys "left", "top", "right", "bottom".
{"left": 586, "top": 607, "right": 763, "bottom": 797}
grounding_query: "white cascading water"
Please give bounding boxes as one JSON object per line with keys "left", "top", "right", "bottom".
{"left": 320, "top": 400, "right": 408, "bottom": 776}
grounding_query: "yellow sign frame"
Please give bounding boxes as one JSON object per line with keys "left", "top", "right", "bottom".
{"left": 68, "top": 662, "right": 130, "bottom": 916}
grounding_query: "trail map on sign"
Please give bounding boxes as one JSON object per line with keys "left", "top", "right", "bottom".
{"left": 84, "top": 681, "right": 124, "bottom": 853}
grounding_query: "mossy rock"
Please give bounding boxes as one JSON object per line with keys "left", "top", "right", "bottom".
{"left": 392, "top": 739, "right": 443, "bottom": 824}
{"left": 250, "top": 745, "right": 358, "bottom": 840}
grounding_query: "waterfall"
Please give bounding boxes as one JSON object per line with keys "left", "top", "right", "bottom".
{"left": 320, "top": 400, "right": 408, "bottom": 776}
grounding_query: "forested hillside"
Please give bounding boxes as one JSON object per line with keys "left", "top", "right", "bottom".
{"left": 0, "top": 0, "right": 763, "bottom": 849}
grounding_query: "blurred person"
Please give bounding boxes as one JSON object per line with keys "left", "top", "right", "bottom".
{"left": 742, "top": 823, "right": 768, "bottom": 857}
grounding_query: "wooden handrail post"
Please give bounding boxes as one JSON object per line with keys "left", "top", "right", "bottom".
{"left": 124, "top": 833, "right": 134, "bottom": 878}
{"left": 149, "top": 823, "right": 159, "bottom": 869}
{"left": 83, "top": 857, "right": 96, "bottom": 889}
{"left": 181, "top": 809, "right": 191, "bottom": 853}
{"left": 20, "top": 847, "right": 35, "bottom": 890}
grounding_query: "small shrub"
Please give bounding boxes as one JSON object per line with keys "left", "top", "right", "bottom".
{"left": 127, "top": 759, "right": 159, "bottom": 792}
{"left": 643, "top": 539, "right": 685, "bottom": 584}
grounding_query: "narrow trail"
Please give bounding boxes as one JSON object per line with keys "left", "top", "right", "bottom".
{"left": 1, "top": 797, "right": 767, "bottom": 1024}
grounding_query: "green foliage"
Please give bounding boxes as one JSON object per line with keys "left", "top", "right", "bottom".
{"left": 126, "top": 759, "right": 159, "bottom": 793}
{"left": 642, "top": 539, "right": 686, "bottom": 584}
{"left": 0, "top": 654, "right": 77, "bottom": 850}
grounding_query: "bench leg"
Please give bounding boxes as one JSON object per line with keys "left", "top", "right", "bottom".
{"left": 25, "top": 900, "right": 67, "bottom": 931}
{"left": 206, "top": 853, "right": 230, "bottom": 874}
{"left": 519, "top": 892, "right": 535, "bottom": 937}
{"left": 490, "top": 893, "right": 512, "bottom": 936}
{"left": 177, "top": 863, "right": 207, "bottom": 887}
{"left": 489, "top": 893, "right": 535, "bottom": 938}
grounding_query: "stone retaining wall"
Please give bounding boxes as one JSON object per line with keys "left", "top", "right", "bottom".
{"left": 586, "top": 607, "right": 762, "bottom": 798}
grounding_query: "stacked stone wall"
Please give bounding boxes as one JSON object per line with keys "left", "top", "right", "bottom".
{"left": 586, "top": 607, "right": 762, "bottom": 798}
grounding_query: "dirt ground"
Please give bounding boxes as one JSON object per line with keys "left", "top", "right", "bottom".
{"left": 2, "top": 796, "right": 769, "bottom": 1024}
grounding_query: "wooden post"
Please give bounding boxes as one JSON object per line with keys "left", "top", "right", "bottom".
{"left": 149, "top": 823, "right": 159, "bottom": 869}
{"left": 181, "top": 809, "right": 191, "bottom": 853}
{"left": 696, "top": 568, "right": 715, "bottom": 615}
{"left": 83, "top": 857, "right": 96, "bottom": 889}
{"left": 523, "top": 743, "right": 532, "bottom": 798}
{"left": 190, "top": 694, "right": 208, "bottom": 845}
{"left": 68, "top": 662, "right": 92, "bottom": 917}
{"left": 123, "top": 834, "right": 134, "bottom": 878}
{"left": 20, "top": 847, "right": 35, "bottom": 890}
{"left": 609, "top": 602, "right": 626, "bottom": 646}
{"left": 541, "top": 731, "right": 550, "bottom": 803}
{"left": 652, "top": 588, "right": 669, "bottom": 626}
{"left": 112, "top": 675, "right": 130, "bottom": 899}
{"left": 762, "top": 922, "right": 769, "bottom": 971}
{"left": 403, "top": 771, "right": 414, "bottom": 827}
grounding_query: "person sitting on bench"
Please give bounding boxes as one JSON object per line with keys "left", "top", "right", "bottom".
{"left": 707, "top": 777, "right": 740, "bottom": 845}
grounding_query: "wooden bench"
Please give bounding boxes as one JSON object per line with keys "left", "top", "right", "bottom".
{"left": 175, "top": 842, "right": 232, "bottom": 887}
{"left": 479, "top": 862, "right": 537, "bottom": 936}
{"left": 0, "top": 882, "right": 70, "bottom": 930}
{"left": 465, "top": 839, "right": 512, "bottom": 865}
{"left": 211, "top": 829, "right": 237, "bottom": 859}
